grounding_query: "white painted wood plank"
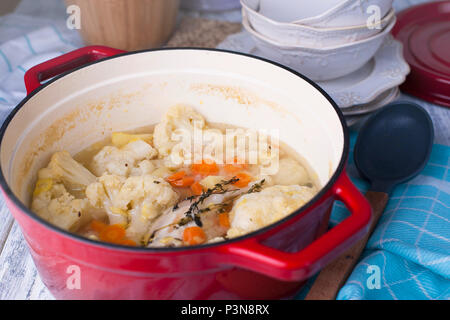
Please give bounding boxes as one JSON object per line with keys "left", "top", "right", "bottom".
{"left": 0, "top": 196, "right": 14, "bottom": 254}
{"left": 0, "top": 221, "right": 53, "bottom": 300}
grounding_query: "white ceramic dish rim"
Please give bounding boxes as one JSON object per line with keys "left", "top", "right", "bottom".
{"left": 318, "top": 36, "right": 410, "bottom": 108}
{"left": 292, "top": 0, "right": 392, "bottom": 25}
{"left": 247, "top": 8, "right": 395, "bottom": 38}
{"left": 245, "top": 7, "right": 395, "bottom": 48}
{"left": 345, "top": 88, "right": 400, "bottom": 127}
{"left": 243, "top": 12, "right": 397, "bottom": 52}
{"left": 342, "top": 87, "right": 400, "bottom": 116}
{"left": 217, "top": 32, "right": 409, "bottom": 108}
{"left": 241, "top": 0, "right": 394, "bottom": 32}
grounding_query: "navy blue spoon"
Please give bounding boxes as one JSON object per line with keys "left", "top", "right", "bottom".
{"left": 306, "top": 101, "right": 434, "bottom": 300}
{"left": 354, "top": 101, "right": 434, "bottom": 193}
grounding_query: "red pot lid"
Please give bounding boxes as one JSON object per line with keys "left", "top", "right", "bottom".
{"left": 392, "top": 1, "right": 450, "bottom": 108}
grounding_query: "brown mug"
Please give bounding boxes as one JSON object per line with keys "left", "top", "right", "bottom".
{"left": 66, "top": 0, "right": 180, "bottom": 51}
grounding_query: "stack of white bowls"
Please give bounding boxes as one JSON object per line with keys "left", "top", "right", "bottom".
{"left": 241, "top": 0, "right": 396, "bottom": 81}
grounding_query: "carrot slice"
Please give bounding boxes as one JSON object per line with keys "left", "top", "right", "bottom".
{"left": 118, "top": 239, "right": 137, "bottom": 246}
{"left": 91, "top": 221, "right": 135, "bottom": 246}
{"left": 166, "top": 171, "right": 186, "bottom": 182}
{"left": 99, "top": 224, "right": 126, "bottom": 243}
{"left": 166, "top": 171, "right": 195, "bottom": 187}
{"left": 224, "top": 164, "right": 242, "bottom": 174}
{"left": 170, "top": 176, "right": 195, "bottom": 187}
{"left": 224, "top": 158, "right": 247, "bottom": 174}
{"left": 183, "top": 226, "right": 207, "bottom": 245}
{"left": 232, "top": 172, "right": 252, "bottom": 188}
{"left": 218, "top": 212, "right": 230, "bottom": 228}
{"left": 191, "top": 160, "right": 219, "bottom": 176}
{"left": 91, "top": 220, "right": 107, "bottom": 233}
{"left": 191, "top": 181, "right": 203, "bottom": 195}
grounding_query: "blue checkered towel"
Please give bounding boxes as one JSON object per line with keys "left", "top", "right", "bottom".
{"left": 297, "top": 134, "right": 450, "bottom": 300}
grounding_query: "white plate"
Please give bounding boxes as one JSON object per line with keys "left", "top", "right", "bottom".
{"left": 342, "top": 86, "right": 399, "bottom": 116}
{"left": 345, "top": 87, "right": 400, "bottom": 128}
{"left": 217, "top": 32, "right": 409, "bottom": 108}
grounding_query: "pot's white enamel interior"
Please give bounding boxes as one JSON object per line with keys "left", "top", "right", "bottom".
{"left": 0, "top": 49, "right": 344, "bottom": 207}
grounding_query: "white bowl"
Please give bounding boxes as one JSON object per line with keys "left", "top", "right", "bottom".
{"left": 243, "top": 13, "right": 396, "bottom": 81}
{"left": 218, "top": 32, "right": 409, "bottom": 107}
{"left": 242, "top": 0, "right": 395, "bottom": 47}
{"left": 259, "top": 0, "right": 343, "bottom": 23}
{"left": 250, "top": 0, "right": 393, "bottom": 28}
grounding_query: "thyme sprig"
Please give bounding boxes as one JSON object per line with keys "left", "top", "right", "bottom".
{"left": 143, "top": 178, "right": 266, "bottom": 246}
{"left": 183, "top": 177, "right": 240, "bottom": 225}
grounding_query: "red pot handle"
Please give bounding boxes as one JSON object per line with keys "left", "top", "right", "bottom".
{"left": 24, "top": 46, "right": 126, "bottom": 94}
{"left": 220, "top": 172, "right": 372, "bottom": 281}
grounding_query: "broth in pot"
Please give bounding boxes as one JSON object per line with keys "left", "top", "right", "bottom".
{"left": 30, "top": 105, "right": 319, "bottom": 247}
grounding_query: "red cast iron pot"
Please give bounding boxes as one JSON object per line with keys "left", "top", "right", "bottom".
{"left": 0, "top": 46, "right": 371, "bottom": 299}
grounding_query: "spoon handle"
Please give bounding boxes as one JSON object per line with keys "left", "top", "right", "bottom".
{"left": 305, "top": 191, "right": 389, "bottom": 300}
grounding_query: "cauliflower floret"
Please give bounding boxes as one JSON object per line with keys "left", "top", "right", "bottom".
{"left": 31, "top": 181, "right": 90, "bottom": 231}
{"left": 129, "top": 160, "right": 156, "bottom": 176}
{"left": 30, "top": 151, "right": 98, "bottom": 231}
{"left": 45, "top": 151, "right": 96, "bottom": 192}
{"left": 91, "top": 139, "right": 158, "bottom": 177}
{"left": 257, "top": 135, "right": 280, "bottom": 176}
{"left": 199, "top": 175, "right": 227, "bottom": 190}
{"left": 153, "top": 105, "right": 206, "bottom": 163}
{"left": 115, "top": 175, "right": 179, "bottom": 241}
{"left": 151, "top": 167, "right": 174, "bottom": 179}
{"left": 86, "top": 174, "right": 179, "bottom": 242}
{"left": 111, "top": 132, "right": 153, "bottom": 148}
{"left": 224, "top": 129, "right": 280, "bottom": 176}
{"left": 85, "top": 174, "right": 127, "bottom": 225}
{"left": 272, "top": 158, "right": 310, "bottom": 186}
{"left": 227, "top": 185, "right": 315, "bottom": 238}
